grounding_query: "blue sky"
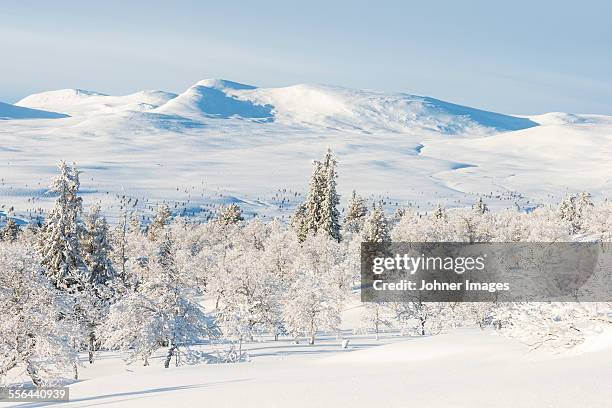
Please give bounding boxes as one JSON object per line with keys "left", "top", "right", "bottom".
{"left": 1, "top": 0, "right": 611, "bottom": 114}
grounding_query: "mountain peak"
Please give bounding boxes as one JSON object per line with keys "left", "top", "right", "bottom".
{"left": 194, "top": 79, "right": 257, "bottom": 90}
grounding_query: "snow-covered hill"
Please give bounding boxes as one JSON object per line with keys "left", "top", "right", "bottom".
{"left": 154, "top": 79, "right": 537, "bottom": 134}
{"left": 0, "top": 79, "right": 610, "bottom": 220}
{"left": 16, "top": 88, "right": 178, "bottom": 116}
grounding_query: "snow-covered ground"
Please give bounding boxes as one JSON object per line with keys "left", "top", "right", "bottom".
{"left": 3, "top": 303, "right": 612, "bottom": 408}
{"left": 1, "top": 79, "right": 611, "bottom": 223}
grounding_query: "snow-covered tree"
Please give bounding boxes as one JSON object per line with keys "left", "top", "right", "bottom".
{"left": 318, "top": 149, "right": 341, "bottom": 241}
{"left": 81, "top": 204, "right": 114, "bottom": 286}
{"left": 79, "top": 204, "right": 116, "bottom": 363}
{"left": 293, "top": 149, "right": 341, "bottom": 242}
{"left": 432, "top": 203, "right": 447, "bottom": 221}
{"left": 582, "top": 200, "right": 612, "bottom": 241}
{"left": 110, "top": 202, "right": 132, "bottom": 287}
{"left": 38, "top": 161, "right": 86, "bottom": 290}
{"left": 362, "top": 204, "right": 390, "bottom": 243}
{"left": 214, "top": 221, "right": 284, "bottom": 353}
{"left": 473, "top": 196, "right": 489, "bottom": 214}
{"left": 361, "top": 303, "right": 392, "bottom": 340}
{"left": 521, "top": 207, "right": 569, "bottom": 242}
{"left": 283, "top": 234, "right": 347, "bottom": 344}
{"left": 344, "top": 190, "right": 368, "bottom": 233}
{"left": 217, "top": 203, "right": 244, "bottom": 225}
{"left": 559, "top": 192, "right": 594, "bottom": 234}
{"left": 391, "top": 208, "right": 421, "bottom": 241}
{"left": 452, "top": 208, "right": 494, "bottom": 243}
{"left": 0, "top": 242, "right": 77, "bottom": 386}
{"left": 34, "top": 162, "right": 98, "bottom": 372}
{"left": 260, "top": 220, "right": 296, "bottom": 338}
{"left": 290, "top": 202, "right": 308, "bottom": 242}
{"left": 147, "top": 203, "right": 172, "bottom": 241}
{"left": 358, "top": 203, "right": 393, "bottom": 338}
{"left": 389, "top": 299, "right": 452, "bottom": 336}
{"left": 1, "top": 217, "right": 20, "bottom": 242}
{"left": 102, "top": 226, "right": 219, "bottom": 367}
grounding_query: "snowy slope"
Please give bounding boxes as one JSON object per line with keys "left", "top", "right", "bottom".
{"left": 0, "top": 79, "right": 610, "bottom": 221}
{"left": 420, "top": 115, "right": 612, "bottom": 200}
{"left": 0, "top": 100, "right": 68, "bottom": 120}
{"left": 4, "top": 329, "right": 612, "bottom": 408}
{"left": 154, "top": 79, "right": 274, "bottom": 121}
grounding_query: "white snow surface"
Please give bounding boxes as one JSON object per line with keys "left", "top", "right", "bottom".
{"left": 3, "top": 303, "right": 612, "bottom": 408}
{"left": 1, "top": 79, "right": 611, "bottom": 221}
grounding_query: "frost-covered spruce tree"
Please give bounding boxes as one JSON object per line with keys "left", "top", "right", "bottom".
{"left": 294, "top": 159, "right": 324, "bottom": 242}
{"left": 81, "top": 204, "right": 114, "bottom": 286}
{"left": 217, "top": 203, "right": 244, "bottom": 225}
{"left": 575, "top": 191, "right": 594, "bottom": 232}
{"left": 302, "top": 160, "right": 324, "bottom": 237}
{"left": 576, "top": 192, "right": 594, "bottom": 217}
{"left": 362, "top": 204, "right": 390, "bottom": 243}
{"left": 283, "top": 234, "right": 346, "bottom": 344}
{"left": 80, "top": 204, "right": 116, "bottom": 363}
{"left": 428, "top": 204, "right": 456, "bottom": 241}
{"left": 344, "top": 190, "right": 368, "bottom": 233}
{"left": 432, "top": 203, "right": 447, "bottom": 221}
{"left": 36, "top": 162, "right": 91, "bottom": 377}
{"left": 0, "top": 242, "right": 77, "bottom": 386}
{"left": 102, "top": 224, "right": 219, "bottom": 367}
{"left": 473, "top": 196, "right": 489, "bottom": 214}
{"left": 294, "top": 149, "right": 341, "bottom": 242}
{"left": 558, "top": 192, "right": 593, "bottom": 234}
{"left": 290, "top": 202, "right": 308, "bottom": 242}
{"left": 558, "top": 194, "right": 579, "bottom": 233}
{"left": 38, "top": 161, "right": 86, "bottom": 290}
{"left": 319, "top": 148, "right": 341, "bottom": 241}
{"left": 1, "top": 217, "right": 20, "bottom": 242}
{"left": 360, "top": 203, "right": 391, "bottom": 338}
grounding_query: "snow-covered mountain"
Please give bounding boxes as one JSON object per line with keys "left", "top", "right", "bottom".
{"left": 16, "top": 88, "right": 178, "bottom": 116}
{"left": 1, "top": 79, "right": 610, "bottom": 220}
{"left": 152, "top": 79, "right": 540, "bottom": 134}
{"left": 15, "top": 79, "right": 538, "bottom": 134}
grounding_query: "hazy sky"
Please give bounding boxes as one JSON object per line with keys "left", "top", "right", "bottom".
{"left": 1, "top": 0, "right": 611, "bottom": 114}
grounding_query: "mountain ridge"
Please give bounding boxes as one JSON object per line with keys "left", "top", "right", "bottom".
{"left": 11, "top": 79, "right": 539, "bottom": 134}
